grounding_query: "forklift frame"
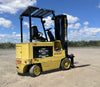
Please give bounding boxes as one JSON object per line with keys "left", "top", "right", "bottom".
{"left": 20, "top": 6, "right": 55, "bottom": 43}
{"left": 16, "top": 6, "right": 75, "bottom": 77}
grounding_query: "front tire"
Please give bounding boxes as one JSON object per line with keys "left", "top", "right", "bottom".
{"left": 61, "top": 58, "right": 71, "bottom": 70}
{"left": 29, "top": 65, "right": 41, "bottom": 77}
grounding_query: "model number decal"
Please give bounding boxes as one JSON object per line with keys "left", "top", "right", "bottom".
{"left": 54, "top": 52, "right": 62, "bottom": 55}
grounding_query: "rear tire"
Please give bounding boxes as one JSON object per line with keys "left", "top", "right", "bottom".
{"left": 61, "top": 58, "right": 71, "bottom": 70}
{"left": 29, "top": 65, "right": 41, "bottom": 77}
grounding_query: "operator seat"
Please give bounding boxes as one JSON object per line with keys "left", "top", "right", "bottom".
{"left": 31, "top": 26, "right": 46, "bottom": 41}
{"left": 32, "top": 26, "right": 39, "bottom": 38}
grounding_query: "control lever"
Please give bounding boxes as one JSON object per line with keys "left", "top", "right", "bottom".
{"left": 45, "top": 28, "right": 52, "bottom": 31}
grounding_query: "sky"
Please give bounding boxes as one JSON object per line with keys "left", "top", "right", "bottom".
{"left": 0, "top": 0, "right": 100, "bottom": 43}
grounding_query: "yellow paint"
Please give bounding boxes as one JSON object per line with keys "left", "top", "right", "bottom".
{"left": 16, "top": 46, "right": 22, "bottom": 58}
{"left": 16, "top": 40, "right": 66, "bottom": 73}
{"left": 64, "top": 18, "right": 67, "bottom": 36}
{"left": 33, "top": 66, "right": 41, "bottom": 76}
{"left": 64, "top": 60, "right": 70, "bottom": 69}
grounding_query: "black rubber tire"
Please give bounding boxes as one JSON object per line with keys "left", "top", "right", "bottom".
{"left": 61, "top": 58, "right": 71, "bottom": 70}
{"left": 29, "top": 65, "right": 41, "bottom": 77}
{"left": 17, "top": 72, "right": 23, "bottom": 75}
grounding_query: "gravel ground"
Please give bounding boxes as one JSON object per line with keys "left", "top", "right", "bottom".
{"left": 0, "top": 48, "right": 100, "bottom": 87}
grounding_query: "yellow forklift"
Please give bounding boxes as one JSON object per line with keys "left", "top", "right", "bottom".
{"left": 16, "top": 6, "right": 75, "bottom": 77}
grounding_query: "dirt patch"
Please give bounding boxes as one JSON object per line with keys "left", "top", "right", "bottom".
{"left": 0, "top": 48, "right": 100, "bottom": 87}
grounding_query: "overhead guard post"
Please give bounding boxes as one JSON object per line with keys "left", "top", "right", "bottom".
{"left": 41, "top": 18, "right": 48, "bottom": 41}
{"left": 29, "top": 7, "right": 32, "bottom": 42}
{"left": 20, "top": 16, "right": 23, "bottom": 43}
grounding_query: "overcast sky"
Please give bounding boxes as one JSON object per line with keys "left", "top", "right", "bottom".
{"left": 0, "top": 0, "right": 100, "bottom": 43}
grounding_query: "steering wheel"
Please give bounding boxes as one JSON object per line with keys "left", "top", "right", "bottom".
{"left": 38, "top": 32, "right": 43, "bottom": 37}
{"left": 45, "top": 28, "right": 52, "bottom": 31}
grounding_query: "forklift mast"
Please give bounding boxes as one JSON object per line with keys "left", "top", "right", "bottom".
{"left": 55, "top": 15, "right": 68, "bottom": 57}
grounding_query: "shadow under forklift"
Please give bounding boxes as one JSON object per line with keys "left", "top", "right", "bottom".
{"left": 16, "top": 6, "right": 75, "bottom": 77}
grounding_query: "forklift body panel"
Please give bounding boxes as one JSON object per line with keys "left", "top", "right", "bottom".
{"left": 16, "top": 41, "right": 66, "bottom": 73}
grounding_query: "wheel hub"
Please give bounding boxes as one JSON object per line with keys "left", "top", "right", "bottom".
{"left": 34, "top": 66, "right": 40, "bottom": 75}
{"left": 64, "top": 60, "right": 70, "bottom": 69}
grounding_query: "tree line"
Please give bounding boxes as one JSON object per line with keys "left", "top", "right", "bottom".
{"left": 0, "top": 42, "right": 15, "bottom": 49}
{"left": 0, "top": 40, "right": 100, "bottom": 49}
{"left": 68, "top": 40, "right": 100, "bottom": 47}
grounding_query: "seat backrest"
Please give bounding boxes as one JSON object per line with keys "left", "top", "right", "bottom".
{"left": 31, "top": 26, "right": 39, "bottom": 38}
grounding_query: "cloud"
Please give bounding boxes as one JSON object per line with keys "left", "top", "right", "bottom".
{"left": 23, "top": 21, "right": 29, "bottom": 28}
{"left": 12, "top": 32, "right": 16, "bottom": 35}
{"left": 0, "top": 32, "right": 28, "bottom": 43}
{"left": 68, "top": 23, "right": 81, "bottom": 29}
{"left": 68, "top": 27, "right": 100, "bottom": 41}
{"left": 98, "top": 4, "right": 100, "bottom": 8}
{"left": 43, "top": 16, "right": 54, "bottom": 28}
{"left": 0, "top": 17, "right": 12, "bottom": 28}
{"left": 83, "top": 21, "right": 89, "bottom": 26}
{"left": 64, "top": 13, "right": 79, "bottom": 23}
{"left": 84, "top": 28, "right": 100, "bottom": 36}
{"left": 0, "top": 0, "right": 37, "bottom": 14}
{"left": 44, "top": 14, "right": 79, "bottom": 29}
{"left": 52, "top": 29, "right": 55, "bottom": 32}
